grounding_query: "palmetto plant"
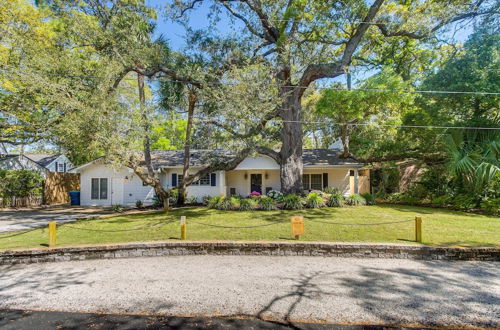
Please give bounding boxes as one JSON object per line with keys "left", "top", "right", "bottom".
{"left": 445, "top": 129, "right": 500, "bottom": 193}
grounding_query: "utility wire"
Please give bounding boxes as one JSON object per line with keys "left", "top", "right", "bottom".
{"left": 2, "top": 68, "right": 499, "bottom": 96}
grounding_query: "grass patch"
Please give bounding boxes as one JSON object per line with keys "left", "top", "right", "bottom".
{"left": 0, "top": 204, "right": 498, "bottom": 250}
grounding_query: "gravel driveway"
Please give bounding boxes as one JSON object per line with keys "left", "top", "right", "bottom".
{"left": 0, "top": 256, "right": 498, "bottom": 327}
{"left": 0, "top": 206, "right": 113, "bottom": 233}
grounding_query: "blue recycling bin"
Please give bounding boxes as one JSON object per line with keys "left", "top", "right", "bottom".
{"left": 69, "top": 190, "right": 80, "bottom": 206}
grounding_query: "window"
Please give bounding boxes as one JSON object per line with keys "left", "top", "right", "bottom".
{"left": 302, "top": 174, "right": 310, "bottom": 190}
{"left": 58, "top": 163, "right": 65, "bottom": 172}
{"left": 310, "top": 174, "right": 322, "bottom": 190}
{"left": 198, "top": 173, "right": 210, "bottom": 186}
{"left": 191, "top": 173, "right": 210, "bottom": 186}
{"left": 303, "top": 174, "right": 323, "bottom": 191}
{"left": 91, "top": 178, "right": 108, "bottom": 200}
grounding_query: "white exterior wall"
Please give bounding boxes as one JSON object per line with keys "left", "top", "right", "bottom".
{"left": 46, "top": 155, "right": 74, "bottom": 173}
{"left": 160, "top": 168, "right": 226, "bottom": 202}
{"left": 79, "top": 163, "right": 155, "bottom": 206}
{"left": 225, "top": 169, "right": 280, "bottom": 197}
{"left": 303, "top": 168, "right": 352, "bottom": 195}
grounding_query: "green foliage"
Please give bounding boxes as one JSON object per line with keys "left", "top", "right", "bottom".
{"left": 360, "top": 193, "right": 376, "bottom": 205}
{"left": 326, "top": 193, "right": 344, "bottom": 207}
{"left": 282, "top": 194, "right": 304, "bottom": 210}
{"left": 323, "top": 186, "right": 339, "bottom": 194}
{"left": 449, "top": 194, "right": 478, "bottom": 210}
{"left": 135, "top": 200, "right": 143, "bottom": 209}
{"left": 217, "top": 197, "right": 239, "bottom": 211}
{"left": 345, "top": 194, "right": 366, "bottom": 206}
{"left": 208, "top": 196, "right": 222, "bottom": 209}
{"left": 431, "top": 196, "right": 449, "bottom": 206}
{"left": 480, "top": 198, "right": 500, "bottom": 214}
{"left": 259, "top": 196, "right": 277, "bottom": 211}
{"left": 305, "top": 192, "right": 325, "bottom": 208}
{"left": 266, "top": 190, "right": 283, "bottom": 200}
{"left": 187, "top": 196, "right": 198, "bottom": 204}
{"left": 239, "top": 198, "right": 256, "bottom": 211}
{"left": 0, "top": 170, "right": 43, "bottom": 199}
{"left": 152, "top": 194, "right": 163, "bottom": 209}
{"left": 112, "top": 204, "right": 124, "bottom": 213}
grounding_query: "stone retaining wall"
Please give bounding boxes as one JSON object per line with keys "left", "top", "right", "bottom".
{"left": 0, "top": 241, "right": 498, "bottom": 265}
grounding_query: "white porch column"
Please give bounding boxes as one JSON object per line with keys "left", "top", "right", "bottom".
{"left": 218, "top": 171, "right": 226, "bottom": 196}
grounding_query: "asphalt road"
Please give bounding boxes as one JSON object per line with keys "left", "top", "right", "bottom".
{"left": 0, "top": 309, "right": 407, "bottom": 330}
{"left": 0, "top": 256, "right": 498, "bottom": 328}
{"left": 0, "top": 206, "right": 114, "bottom": 233}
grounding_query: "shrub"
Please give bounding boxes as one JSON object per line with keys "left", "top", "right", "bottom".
{"left": 152, "top": 194, "right": 163, "bottom": 208}
{"left": 249, "top": 191, "right": 261, "bottom": 197}
{"left": 431, "top": 195, "right": 448, "bottom": 206}
{"left": 239, "top": 198, "right": 257, "bottom": 211}
{"left": 135, "top": 200, "right": 143, "bottom": 209}
{"left": 259, "top": 196, "right": 277, "bottom": 211}
{"left": 360, "top": 193, "right": 376, "bottom": 205}
{"left": 399, "top": 195, "right": 421, "bottom": 205}
{"left": 326, "top": 193, "right": 344, "bottom": 207}
{"left": 449, "top": 194, "right": 478, "bottom": 210}
{"left": 345, "top": 194, "right": 366, "bottom": 206}
{"left": 187, "top": 196, "right": 198, "bottom": 205}
{"left": 112, "top": 204, "right": 124, "bottom": 213}
{"left": 386, "top": 192, "right": 403, "bottom": 202}
{"left": 202, "top": 195, "right": 212, "bottom": 205}
{"left": 208, "top": 196, "right": 222, "bottom": 209}
{"left": 323, "top": 186, "right": 339, "bottom": 194}
{"left": 217, "top": 197, "right": 239, "bottom": 210}
{"left": 282, "top": 194, "right": 304, "bottom": 210}
{"left": 480, "top": 198, "right": 500, "bottom": 214}
{"left": 267, "top": 190, "right": 283, "bottom": 200}
{"left": 305, "top": 192, "right": 325, "bottom": 208}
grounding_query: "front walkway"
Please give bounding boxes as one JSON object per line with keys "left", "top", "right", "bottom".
{"left": 0, "top": 206, "right": 113, "bottom": 233}
{"left": 0, "top": 256, "right": 497, "bottom": 327}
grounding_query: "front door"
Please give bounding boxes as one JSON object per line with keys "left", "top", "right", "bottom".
{"left": 250, "top": 174, "right": 262, "bottom": 194}
{"left": 111, "top": 178, "right": 124, "bottom": 205}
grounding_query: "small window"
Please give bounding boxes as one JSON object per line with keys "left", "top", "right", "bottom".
{"left": 350, "top": 170, "right": 355, "bottom": 176}
{"left": 310, "top": 174, "right": 323, "bottom": 190}
{"left": 198, "top": 173, "right": 210, "bottom": 186}
{"left": 91, "top": 178, "right": 108, "bottom": 200}
{"left": 302, "top": 174, "right": 310, "bottom": 190}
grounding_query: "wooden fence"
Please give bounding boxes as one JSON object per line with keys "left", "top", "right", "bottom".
{"left": 44, "top": 172, "right": 80, "bottom": 205}
{"left": 0, "top": 196, "right": 43, "bottom": 208}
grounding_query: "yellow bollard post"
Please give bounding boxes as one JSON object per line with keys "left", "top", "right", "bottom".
{"left": 180, "top": 216, "right": 187, "bottom": 240}
{"left": 291, "top": 216, "right": 304, "bottom": 240}
{"left": 48, "top": 221, "right": 57, "bottom": 248}
{"left": 415, "top": 216, "right": 422, "bottom": 243}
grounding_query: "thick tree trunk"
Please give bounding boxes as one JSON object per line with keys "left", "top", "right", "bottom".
{"left": 177, "top": 90, "right": 196, "bottom": 206}
{"left": 280, "top": 92, "right": 303, "bottom": 194}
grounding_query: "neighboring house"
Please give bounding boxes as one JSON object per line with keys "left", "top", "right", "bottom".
{"left": 72, "top": 149, "right": 370, "bottom": 207}
{"left": 0, "top": 153, "right": 74, "bottom": 178}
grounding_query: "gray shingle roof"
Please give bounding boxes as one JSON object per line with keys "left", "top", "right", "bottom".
{"left": 24, "top": 154, "right": 60, "bottom": 167}
{"left": 147, "top": 149, "right": 361, "bottom": 168}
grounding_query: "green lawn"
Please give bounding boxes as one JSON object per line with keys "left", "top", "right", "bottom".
{"left": 0, "top": 204, "right": 498, "bottom": 250}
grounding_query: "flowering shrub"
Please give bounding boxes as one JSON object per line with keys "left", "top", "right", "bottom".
{"left": 267, "top": 190, "right": 283, "bottom": 200}
{"left": 249, "top": 191, "right": 261, "bottom": 197}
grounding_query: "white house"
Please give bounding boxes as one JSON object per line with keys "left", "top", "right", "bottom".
{"left": 72, "top": 149, "right": 370, "bottom": 207}
{"left": 0, "top": 153, "right": 74, "bottom": 178}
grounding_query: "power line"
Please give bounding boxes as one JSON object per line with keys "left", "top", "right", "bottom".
{"left": 2, "top": 69, "right": 499, "bottom": 96}
{"left": 192, "top": 118, "right": 500, "bottom": 130}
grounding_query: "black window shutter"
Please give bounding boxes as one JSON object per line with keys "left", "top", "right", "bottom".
{"left": 210, "top": 173, "right": 216, "bottom": 186}
{"left": 171, "top": 173, "right": 177, "bottom": 187}
{"left": 63, "top": 163, "right": 66, "bottom": 172}
{"left": 55, "top": 161, "right": 58, "bottom": 172}
{"left": 322, "top": 173, "right": 328, "bottom": 189}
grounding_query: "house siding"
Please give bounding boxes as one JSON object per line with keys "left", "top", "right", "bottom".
{"left": 45, "top": 155, "right": 74, "bottom": 173}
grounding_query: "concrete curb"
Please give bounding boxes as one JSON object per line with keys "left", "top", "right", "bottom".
{"left": 0, "top": 241, "right": 498, "bottom": 265}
